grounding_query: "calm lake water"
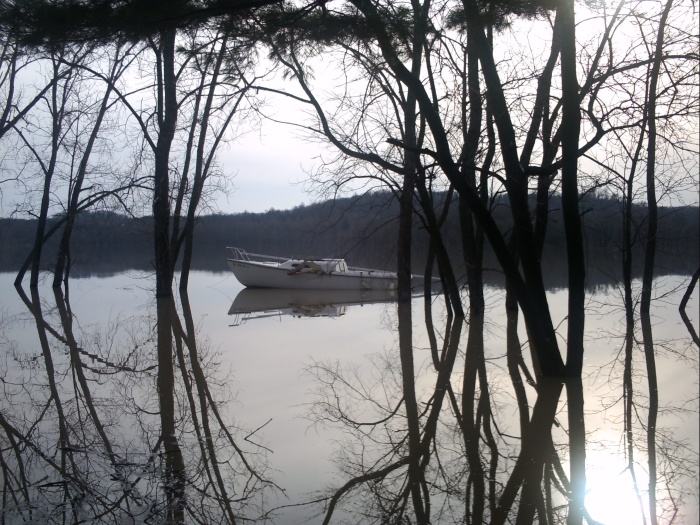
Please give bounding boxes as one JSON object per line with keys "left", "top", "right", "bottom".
{"left": 0, "top": 269, "right": 697, "bottom": 524}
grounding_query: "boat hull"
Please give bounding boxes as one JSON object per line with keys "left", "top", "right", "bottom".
{"left": 227, "top": 259, "right": 398, "bottom": 290}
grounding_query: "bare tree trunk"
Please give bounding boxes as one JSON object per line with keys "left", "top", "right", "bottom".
{"left": 639, "top": 4, "right": 674, "bottom": 524}
{"left": 151, "top": 28, "right": 184, "bottom": 522}
{"left": 679, "top": 268, "right": 700, "bottom": 346}
{"left": 461, "top": 0, "right": 565, "bottom": 376}
{"left": 679, "top": 267, "right": 699, "bottom": 313}
{"left": 153, "top": 29, "right": 178, "bottom": 298}
{"left": 53, "top": 57, "right": 117, "bottom": 287}
{"left": 459, "top": 18, "right": 485, "bottom": 316}
{"left": 555, "top": 0, "right": 587, "bottom": 521}
{"left": 27, "top": 57, "right": 67, "bottom": 288}
{"left": 559, "top": 0, "right": 585, "bottom": 377}
{"left": 414, "top": 178, "right": 463, "bottom": 316}
{"left": 180, "top": 35, "right": 237, "bottom": 290}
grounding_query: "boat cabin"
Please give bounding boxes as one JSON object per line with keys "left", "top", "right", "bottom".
{"left": 280, "top": 258, "right": 348, "bottom": 274}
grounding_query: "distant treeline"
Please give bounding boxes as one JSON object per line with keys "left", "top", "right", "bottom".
{"left": 1, "top": 191, "right": 697, "bottom": 285}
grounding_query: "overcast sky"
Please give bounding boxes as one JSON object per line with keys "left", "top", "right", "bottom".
{"left": 1, "top": 10, "right": 697, "bottom": 218}
{"left": 0, "top": 137, "right": 318, "bottom": 217}
{"left": 218, "top": 60, "right": 353, "bottom": 215}
{"left": 0, "top": 54, "right": 342, "bottom": 217}
{"left": 218, "top": 122, "right": 321, "bottom": 214}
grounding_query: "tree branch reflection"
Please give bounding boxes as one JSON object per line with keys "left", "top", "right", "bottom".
{"left": 302, "top": 281, "right": 697, "bottom": 524}
{"left": 2, "top": 280, "right": 276, "bottom": 523}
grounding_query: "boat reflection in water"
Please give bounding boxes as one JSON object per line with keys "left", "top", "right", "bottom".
{"left": 228, "top": 287, "right": 400, "bottom": 324}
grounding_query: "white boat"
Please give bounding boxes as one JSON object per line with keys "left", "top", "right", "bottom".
{"left": 227, "top": 247, "right": 400, "bottom": 290}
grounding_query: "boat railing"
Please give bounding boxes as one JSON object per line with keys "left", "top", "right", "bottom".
{"left": 227, "top": 247, "right": 252, "bottom": 261}
{"left": 227, "top": 247, "right": 291, "bottom": 263}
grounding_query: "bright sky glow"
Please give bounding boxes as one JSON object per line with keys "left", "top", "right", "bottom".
{"left": 584, "top": 456, "right": 648, "bottom": 525}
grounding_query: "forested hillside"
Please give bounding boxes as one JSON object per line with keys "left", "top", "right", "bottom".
{"left": 1, "top": 191, "right": 697, "bottom": 281}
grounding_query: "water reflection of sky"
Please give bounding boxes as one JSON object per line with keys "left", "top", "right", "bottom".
{"left": 177, "top": 273, "right": 410, "bottom": 517}
{"left": 0, "top": 271, "right": 697, "bottom": 524}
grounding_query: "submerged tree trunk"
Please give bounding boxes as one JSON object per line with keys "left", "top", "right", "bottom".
{"left": 461, "top": 311, "right": 486, "bottom": 523}
{"left": 640, "top": 306, "right": 659, "bottom": 525}
{"left": 492, "top": 378, "right": 565, "bottom": 525}
{"left": 505, "top": 281, "right": 531, "bottom": 434}
{"left": 566, "top": 378, "right": 586, "bottom": 525}
{"left": 397, "top": 298, "right": 427, "bottom": 523}
{"left": 157, "top": 295, "right": 185, "bottom": 523}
